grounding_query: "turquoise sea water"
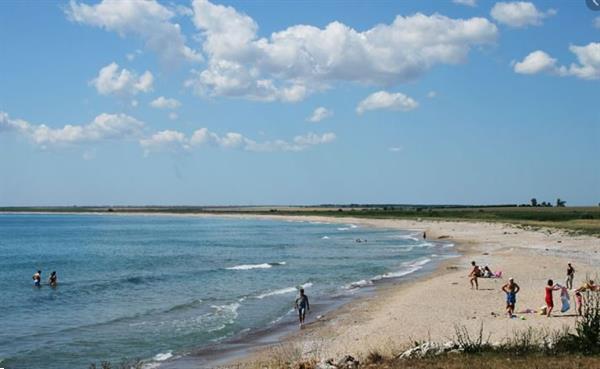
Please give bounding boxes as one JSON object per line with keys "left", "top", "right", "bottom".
{"left": 0, "top": 214, "right": 453, "bottom": 369}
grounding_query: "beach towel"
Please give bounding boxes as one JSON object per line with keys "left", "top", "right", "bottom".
{"left": 560, "top": 287, "right": 570, "bottom": 313}
{"left": 494, "top": 271, "right": 502, "bottom": 278}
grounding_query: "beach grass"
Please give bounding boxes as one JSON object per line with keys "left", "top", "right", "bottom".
{"left": 371, "top": 354, "right": 600, "bottom": 369}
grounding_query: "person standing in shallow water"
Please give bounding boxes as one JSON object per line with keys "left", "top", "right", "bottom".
{"left": 49, "top": 271, "right": 57, "bottom": 287}
{"left": 295, "top": 288, "right": 310, "bottom": 328}
{"left": 32, "top": 270, "right": 42, "bottom": 287}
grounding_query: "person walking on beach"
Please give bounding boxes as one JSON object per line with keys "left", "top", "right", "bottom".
{"left": 566, "top": 263, "right": 575, "bottom": 289}
{"left": 545, "top": 279, "right": 561, "bottom": 317}
{"left": 295, "top": 288, "right": 310, "bottom": 328}
{"left": 32, "top": 270, "right": 42, "bottom": 287}
{"left": 469, "top": 261, "right": 480, "bottom": 290}
{"left": 502, "top": 277, "right": 520, "bottom": 318}
{"left": 49, "top": 271, "right": 57, "bottom": 287}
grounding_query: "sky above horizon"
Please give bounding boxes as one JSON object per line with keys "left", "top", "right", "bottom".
{"left": 1, "top": 0, "right": 599, "bottom": 206}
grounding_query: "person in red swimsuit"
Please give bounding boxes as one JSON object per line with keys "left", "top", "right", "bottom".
{"left": 545, "top": 279, "right": 560, "bottom": 317}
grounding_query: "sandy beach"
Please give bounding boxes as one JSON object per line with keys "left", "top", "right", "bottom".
{"left": 222, "top": 215, "right": 600, "bottom": 367}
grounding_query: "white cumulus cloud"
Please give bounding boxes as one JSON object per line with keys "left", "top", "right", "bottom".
{"left": 186, "top": 0, "right": 497, "bottom": 102}
{"left": 67, "top": 0, "right": 201, "bottom": 64}
{"left": 150, "top": 96, "right": 182, "bottom": 109}
{"left": 139, "top": 130, "right": 190, "bottom": 155}
{"left": 140, "top": 127, "right": 335, "bottom": 154}
{"left": 2, "top": 111, "right": 337, "bottom": 154}
{"left": 514, "top": 50, "right": 559, "bottom": 74}
{"left": 514, "top": 43, "right": 600, "bottom": 80}
{"left": 490, "top": 2, "right": 556, "bottom": 28}
{"left": 1, "top": 111, "right": 144, "bottom": 147}
{"left": 307, "top": 107, "right": 333, "bottom": 122}
{"left": 567, "top": 43, "right": 600, "bottom": 80}
{"left": 356, "top": 91, "right": 418, "bottom": 115}
{"left": 91, "top": 62, "right": 153, "bottom": 96}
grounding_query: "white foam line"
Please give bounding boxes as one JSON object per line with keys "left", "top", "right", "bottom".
{"left": 371, "top": 258, "right": 432, "bottom": 281}
{"left": 226, "top": 262, "right": 286, "bottom": 270}
{"left": 344, "top": 279, "right": 373, "bottom": 290}
{"left": 227, "top": 263, "right": 271, "bottom": 270}
{"left": 153, "top": 351, "right": 173, "bottom": 361}
{"left": 256, "top": 287, "right": 297, "bottom": 299}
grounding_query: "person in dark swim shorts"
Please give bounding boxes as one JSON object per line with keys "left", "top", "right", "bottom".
{"left": 295, "top": 288, "right": 310, "bottom": 328}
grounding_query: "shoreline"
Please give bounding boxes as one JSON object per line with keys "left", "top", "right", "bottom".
{"left": 217, "top": 215, "right": 599, "bottom": 368}
{"left": 133, "top": 212, "right": 460, "bottom": 368}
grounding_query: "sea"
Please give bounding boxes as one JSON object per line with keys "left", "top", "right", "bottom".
{"left": 0, "top": 213, "right": 455, "bottom": 369}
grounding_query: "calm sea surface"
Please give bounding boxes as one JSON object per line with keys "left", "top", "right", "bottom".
{"left": 0, "top": 214, "right": 453, "bottom": 369}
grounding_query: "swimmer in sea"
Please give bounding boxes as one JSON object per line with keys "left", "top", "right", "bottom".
{"left": 295, "top": 288, "right": 310, "bottom": 328}
{"left": 32, "top": 270, "right": 42, "bottom": 287}
{"left": 49, "top": 271, "right": 57, "bottom": 287}
{"left": 501, "top": 277, "right": 520, "bottom": 318}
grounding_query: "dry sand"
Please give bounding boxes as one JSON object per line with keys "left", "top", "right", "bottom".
{"left": 224, "top": 215, "right": 600, "bottom": 365}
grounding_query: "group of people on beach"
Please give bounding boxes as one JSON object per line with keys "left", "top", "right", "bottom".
{"left": 32, "top": 270, "right": 57, "bottom": 287}
{"left": 469, "top": 261, "right": 598, "bottom": 318}
{"left": 468, "top": 261, "right": 501, "bottom": 289}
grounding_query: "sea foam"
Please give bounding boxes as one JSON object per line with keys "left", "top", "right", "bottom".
{"left": 226, "top": 262, "right": 286, "bottom": 270}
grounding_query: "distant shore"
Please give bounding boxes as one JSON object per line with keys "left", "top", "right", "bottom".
{"left": 2, "top": 205, "right": 599, "bottom": 236}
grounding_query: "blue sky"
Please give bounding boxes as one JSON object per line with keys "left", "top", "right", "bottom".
{"left": 0, "top": 0, "right": 598, "bottom": 206}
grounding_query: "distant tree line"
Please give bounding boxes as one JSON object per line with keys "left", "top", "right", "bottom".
{"left": 522, "top": 198, "right": 567, "bottom": 207}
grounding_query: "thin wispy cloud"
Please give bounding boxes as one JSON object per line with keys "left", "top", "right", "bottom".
{"left": 307, "top": 107, "right": 333, "bottom": 123}
{"left": 141, "top": 128, "right": 336, "bottom": 155}
{"left": 453, "top": 0, "right": 477, "bottom": 7}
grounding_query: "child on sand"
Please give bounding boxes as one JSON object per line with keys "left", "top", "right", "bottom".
{"left": 575, "top": 291, "right": 583, "bottom": 316}
{"left": 469, "top": 261, "right": 480, "bottom": 290}
{"left": 501, "top": 277, "right": 520, "bottom": 318}
{"left": 544, "top": 279, "right": 561, "bottom": 317}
